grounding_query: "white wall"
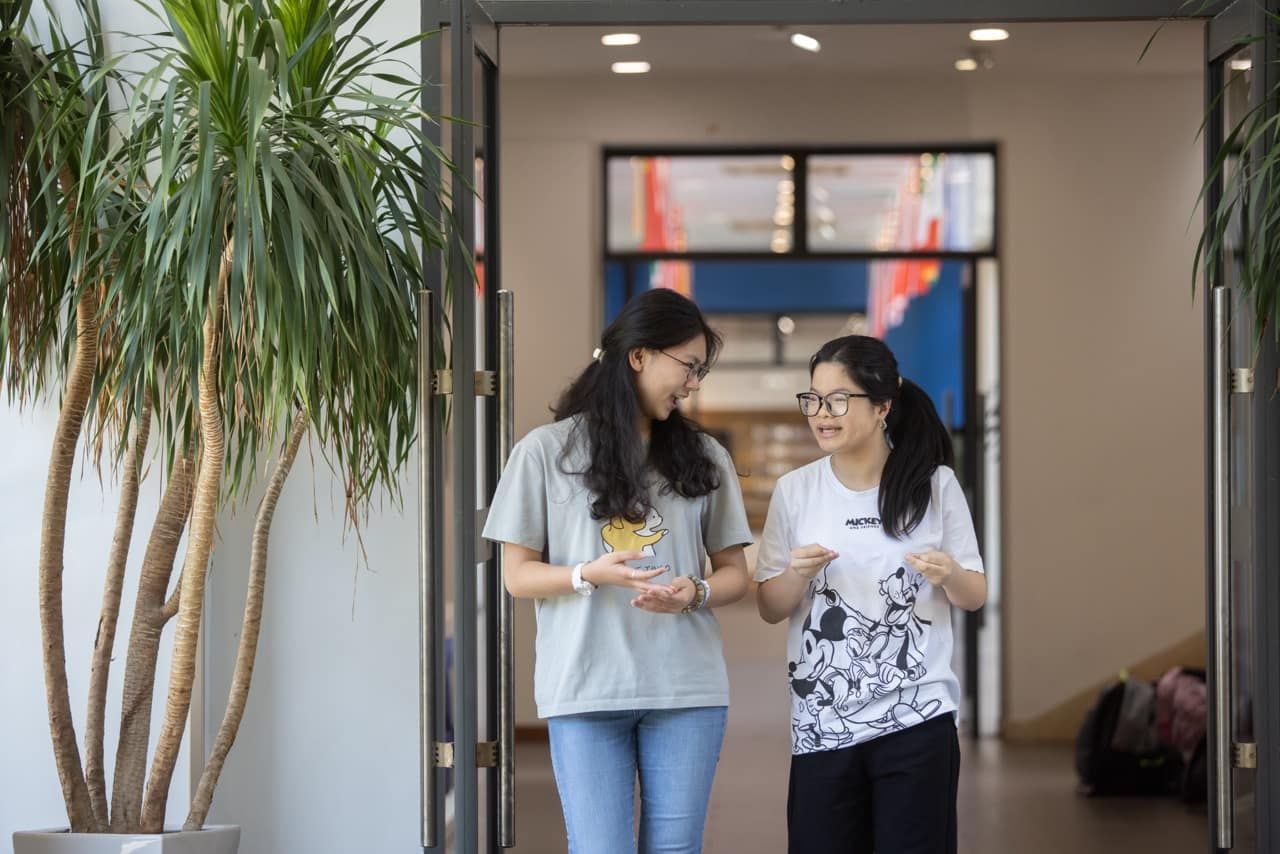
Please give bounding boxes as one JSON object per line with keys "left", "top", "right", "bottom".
{"left": 499, "top": 63, "right": 1207, "bottom": 729}
{"left": 1, "top": 403, "right": 190, "bottom": 839}
{"left": 200, "top": 458, "right": 423, "bottom": 854}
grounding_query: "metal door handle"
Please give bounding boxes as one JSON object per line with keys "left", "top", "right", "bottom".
{"left": 418, "top": 289, "right": 442, "bottom": 848}
{"left": 1211, "top": 285, "right": 1233, "bottom": 849}
{"left": 496, "top": 290, "right": 516, "bottom": 847}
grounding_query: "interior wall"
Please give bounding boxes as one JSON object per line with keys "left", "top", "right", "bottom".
{"left": 499, "top": 63, "right": 1207, "bottom": 731}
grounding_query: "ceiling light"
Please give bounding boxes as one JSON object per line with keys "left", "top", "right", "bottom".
{"left": 1231, "top": 58, "right": 1253, "bottom": 71}
{"left": 602, "top": 33, "right": 641, "bottom": 47}
{"left": 612, "top": 61, "right": 651, "bottom": 74}
{"left": 790, "top": 33, "right": 821, "bottom": 53}
{"left": 969, "top": 28, "right": 1009, "bottom": 42}
{"left": 955, "top": 58, "right": 978, "bottom": 72}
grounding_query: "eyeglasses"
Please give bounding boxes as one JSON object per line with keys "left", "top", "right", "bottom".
{"left": 796, "top": 391, "right": 871, "bottom": 417}
{"left": 659, "top": 350, "right": 711, "bottom": 382}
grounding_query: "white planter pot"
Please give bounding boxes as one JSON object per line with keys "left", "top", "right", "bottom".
{"left": 13, "top": 826, "right": 240, "bottom": 854}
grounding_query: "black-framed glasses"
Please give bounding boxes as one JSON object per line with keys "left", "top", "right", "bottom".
{"left": 659, "top": 350, "right": 711, "bottom": 382}
{"left": 796, "top": 391, "right": 870, "bottom": 417}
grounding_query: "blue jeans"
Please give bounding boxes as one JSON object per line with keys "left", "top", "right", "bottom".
{"left": 547, "top": 706, "right": 728, "bottom": 854}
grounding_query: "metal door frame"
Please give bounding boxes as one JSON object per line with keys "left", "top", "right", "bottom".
{"left": 418, "top": 2, "right": 1279, "bottom": 853}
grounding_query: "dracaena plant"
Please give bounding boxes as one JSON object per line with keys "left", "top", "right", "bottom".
{"left": 4, "top": 0, "right": 460, "bottom": 833}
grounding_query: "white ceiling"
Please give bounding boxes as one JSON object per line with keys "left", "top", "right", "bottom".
{"left": 500, "top": 21, "right": 1204, "bottom": 78}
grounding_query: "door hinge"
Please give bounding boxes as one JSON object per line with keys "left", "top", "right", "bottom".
{"left": 1233, "top": 741, "right": 1257, "bottom": 769}
{"left": 475, "top": 370, "right": 497, "bottom": 396}
{"left": 1232, "top": 368, "right": 1254, "bottom": 394}
{"left": 433, "top": 369, "right": 453, "bottom": 396}
{"left": 434, "top": 741, "right": 499, "bottom": 768}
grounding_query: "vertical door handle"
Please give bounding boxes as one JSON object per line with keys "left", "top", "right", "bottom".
{"left": 418, "top": 290, "right": 442, "bottom": 848}
{"left": 1211, "top": 285, "right": 1234, "bottom": 850}
{"left": 496, "top": 290, "right": 516, "bottom": 847}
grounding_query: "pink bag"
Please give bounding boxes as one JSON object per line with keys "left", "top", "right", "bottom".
{"left": 1156, "top": 667, "right": 1207, "bottom": 756}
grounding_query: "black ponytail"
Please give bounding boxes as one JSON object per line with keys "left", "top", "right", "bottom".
{"left": 809, "top": 336, "right": 953, "bottom": 538}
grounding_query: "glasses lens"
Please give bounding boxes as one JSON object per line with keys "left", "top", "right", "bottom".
{"left": 798, "top": 394, "right": 818, "bottom": 416}
{"left": 828, "top": 394, "right": 850, "bottom": 416}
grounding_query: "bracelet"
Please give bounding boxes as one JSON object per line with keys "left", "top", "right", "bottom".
{"left": 681, "top": 575, "right": 710, "bottom": 614}
{"left": 570, "top": 561, "right": 595, "bottom": 597}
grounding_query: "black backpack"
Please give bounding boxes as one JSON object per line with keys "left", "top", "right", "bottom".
{"left": 1075, "top": 677, "right": 1184, "bottom": 796}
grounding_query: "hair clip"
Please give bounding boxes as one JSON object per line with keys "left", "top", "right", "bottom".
{"left": 592, "top": 347, "right": 605, "bottom": 362}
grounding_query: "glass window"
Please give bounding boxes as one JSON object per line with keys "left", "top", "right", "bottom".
{"left": 807, "top": 152, "right": 995, "bottom": 253}
{"left": 607, "top": 155, "right": 796, "bottom": 253}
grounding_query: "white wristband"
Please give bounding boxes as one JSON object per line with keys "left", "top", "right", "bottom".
{"left": 570, "top": 561, "right": 595, "bottom": 597}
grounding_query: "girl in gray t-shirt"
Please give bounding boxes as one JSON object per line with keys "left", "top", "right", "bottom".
{"left": 483, "top": 288, "right": 752, "bottom": 854}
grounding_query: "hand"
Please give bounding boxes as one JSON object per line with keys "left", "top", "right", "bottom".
{"left": 630, "top": 575, "right": 696, "bottom": 614}
{"left": 905, "top": 549, "right": 960, "bottom": 587}
{"left": 581, "top": 551, "right": 674, "bottom": 594}
{"left": 789, "top": 544, "right": 838, "bottom": 580}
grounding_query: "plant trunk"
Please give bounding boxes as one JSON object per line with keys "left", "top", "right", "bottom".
{"left": 185, "top": 412, "right": 307, "bottom": 830}
{"left": 38, "top": 283, "right": 102, "bottom": 833}
{"left": 139, "top": 245, "right": 229, "bottom": 833}
{"left": 85, "top": 397, "right": 152, "bottom": 828}
{"left": 108, "top": 456, "right": 194, "bottom": 832}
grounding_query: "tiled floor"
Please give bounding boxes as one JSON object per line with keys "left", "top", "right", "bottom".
{"left": 508, "top": 599, "right": 1209, "bottom": 854}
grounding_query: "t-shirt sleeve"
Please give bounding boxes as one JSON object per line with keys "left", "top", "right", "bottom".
{"left": 701, "top": 442, "right": 754, "bottom": 555}
{"left": 938, "top": 468, "right": 984, "bottom": 573}
{"left": 753, "top": 481, "right": 793, "bottom": 583}
{"left": 481, "top": 438, "right": 548, "bottom": 552}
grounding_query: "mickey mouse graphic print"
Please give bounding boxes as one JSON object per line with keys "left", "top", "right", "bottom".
{"left": 754, "top": 457, "right": 984, "bottom": 755}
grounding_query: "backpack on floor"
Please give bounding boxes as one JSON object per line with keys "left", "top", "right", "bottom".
{"left": 1156, "top": 666, "right": 1208, "bottom": 804}
{"left": 1075, "top": 676, "right": 1183, "bottom": 796}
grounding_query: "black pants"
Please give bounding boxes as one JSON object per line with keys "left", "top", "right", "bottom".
{"left": 787, "top": 713, "right": 960, "bottom": 854}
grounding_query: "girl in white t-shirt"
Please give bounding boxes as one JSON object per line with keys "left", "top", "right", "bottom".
{"left": 754, "top": 335, "right": 987, "bottom": 854}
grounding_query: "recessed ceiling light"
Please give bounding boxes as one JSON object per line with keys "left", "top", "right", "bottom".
{"left": 790, "top": 33, "right": 821, "bottom": 53}
{"left": 602, "top": 33, "right": 641, "bottom": 47}
{"left": 612, "top": 61, "right": 651, "bottom": 74}
{"left": 970, "top": 28, "right": 1009, "bottom": 42}
{"left": 955, "top": 58, "right": 979, "bottom": 72}
{"left": 1231, "top": 58, "right": 1253, "bottom": 71}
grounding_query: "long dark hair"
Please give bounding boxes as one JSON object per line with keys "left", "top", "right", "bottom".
{"left": 553, "top": 288, "right": 723, "bottom": 522}
{"left": 809, "top": 335, "right": 953, "bottom": 538}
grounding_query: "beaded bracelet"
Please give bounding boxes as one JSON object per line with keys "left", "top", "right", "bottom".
{"left": 681, "top": 575, "right": 710, "bottom": 614}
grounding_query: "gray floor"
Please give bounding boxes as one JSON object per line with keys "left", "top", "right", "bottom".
{"left": 508, "top": 599, "right": 1209, "bottom": 853}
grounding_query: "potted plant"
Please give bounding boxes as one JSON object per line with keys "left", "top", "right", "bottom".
{"left": 5, "top": 0, "right": 456, "bottom": 849}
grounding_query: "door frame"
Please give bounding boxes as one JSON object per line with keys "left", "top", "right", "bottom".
{"left": 478, "top": 0, "right": 1230, "bottom": 25}
{"left": 419, "top": 3, "right": 1279, "bottom": 853}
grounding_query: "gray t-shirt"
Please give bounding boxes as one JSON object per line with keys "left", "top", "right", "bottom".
{"left": 482, "top": 416, "right": 753, "bottom": 718}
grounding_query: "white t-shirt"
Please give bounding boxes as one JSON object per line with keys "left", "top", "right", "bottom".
{"left": 754, "top": 458, "right": 984, "bottom": 755}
